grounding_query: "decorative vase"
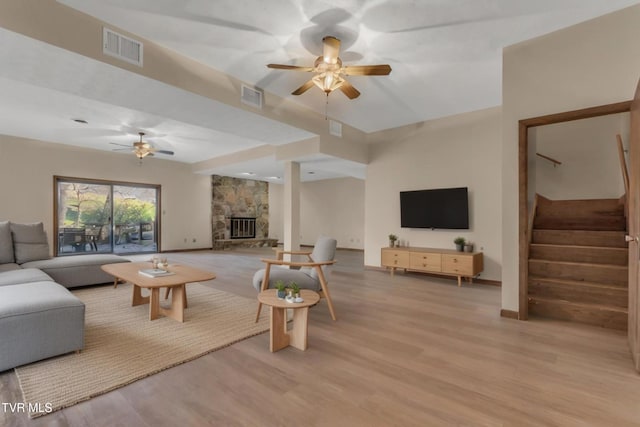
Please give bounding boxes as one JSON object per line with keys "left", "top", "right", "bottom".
{"left": 455, "top": 244, "right": 464, "bottom": 252}
{"left": 389, "top": 240, "right": 395, "bottom": 247}
{"left": 277, "top": 289, "right": 286, "bottom": 299}
{"left": 464, "top": 244, "right": 474, "bottom": 253}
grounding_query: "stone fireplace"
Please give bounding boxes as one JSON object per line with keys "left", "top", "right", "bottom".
{"left": 211, "top": 175, "right": 269, "bottom": 242}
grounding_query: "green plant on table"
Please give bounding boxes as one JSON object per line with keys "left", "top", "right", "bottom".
{"left": 289, "top": 282, "right": 300, "bottom": 295}
{"left": 388, "top": 234, "right": 398, "bottom": 242}
{"left": 275, "top": 280, "right": 286, "bottom": 292}
{"left": 454, "top": 237, "right": 466, "bottom": 245}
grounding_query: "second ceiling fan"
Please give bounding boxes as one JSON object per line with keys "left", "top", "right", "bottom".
{"left": 268, "top": 36, "right": 391, "bottom": 99}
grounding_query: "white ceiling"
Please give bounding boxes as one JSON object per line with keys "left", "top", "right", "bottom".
{"left": 1, "top": 1, "right": 639, "bottom": 181}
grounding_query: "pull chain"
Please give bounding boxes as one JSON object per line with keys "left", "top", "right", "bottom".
{"left": 325, "top": 93, "right": 329, "bottom": 120}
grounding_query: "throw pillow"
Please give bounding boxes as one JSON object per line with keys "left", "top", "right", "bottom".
{"left": 10, "top": 222, "right": 50, "bottom": 264}
{"left": 0, "top": 221, "right": 14, "bottom": 264}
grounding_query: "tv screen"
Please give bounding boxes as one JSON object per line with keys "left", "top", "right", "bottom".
{"left": 400, "top": 187, "right": 469, "bottom": 229}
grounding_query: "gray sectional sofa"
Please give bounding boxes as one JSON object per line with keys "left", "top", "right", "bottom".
{"left": 0, "top": 221, "right": 130, "bottom": 372}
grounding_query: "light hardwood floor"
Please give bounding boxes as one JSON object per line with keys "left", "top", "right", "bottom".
{"left": 2, "top": 248, "right": 639, "bottom": 426}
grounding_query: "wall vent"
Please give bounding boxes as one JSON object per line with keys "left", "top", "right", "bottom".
{"left": 241, "top": 85, "right": 263, "bottom": 109}
{"left": 103, "top": 28, "right": 143, "bottom": 67}
{"left": 329, "top": 119, "right": 342, "bottom": 137}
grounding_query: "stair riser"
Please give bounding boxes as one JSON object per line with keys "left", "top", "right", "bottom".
{"left": 529, "top": 261, "right": 628, "bottom": 286}
{"left": 529, "top": 300, "right": 627, "bottom": 331}
{"left": 529, "top": 280, "right": 628, "bottom": 308}
{"left": 534, "top": 198, "right": 625, "bottom": 231}
{"left": 529, "top": 245, "right": 628, "bottom": 266}
{"left": 532, "top": 230, "right": 627, "bottom": 248}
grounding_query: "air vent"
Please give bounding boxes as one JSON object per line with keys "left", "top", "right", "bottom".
{"left": 241, "top": 85, "right": 263, "bottom": 109}
{"left": 329, "top": 119, "right": 342, "bottom": 137}
{"left": 103, "top": 28, "right": 143, "bottom": 67}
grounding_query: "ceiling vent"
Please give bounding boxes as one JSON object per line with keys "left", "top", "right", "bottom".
{"left": 241, "top": 85, "right": 263, "bottom": 109}
{"left": 329, "top": 119, "right": 342, "bottom": 138}
{"left": 103, "top": 27, "right": 143, "bottom": 67}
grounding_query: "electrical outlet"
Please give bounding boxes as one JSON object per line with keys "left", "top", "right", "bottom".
{"left": 184, "top": 238, "right": 187, "bottom": 243}
{"left": 192, "top": 238, "right": 196, "bottom": 243}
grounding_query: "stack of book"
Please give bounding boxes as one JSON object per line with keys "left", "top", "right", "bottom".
{"left": 138, "top": 268, "right": 175, "bottom": 278}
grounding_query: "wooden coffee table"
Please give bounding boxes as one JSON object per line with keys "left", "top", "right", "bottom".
{"left": 257, "top": 289, "right": 320, "bottom": 352}
{"left": 101, "top": 261, "right": 216, "bottom": 322}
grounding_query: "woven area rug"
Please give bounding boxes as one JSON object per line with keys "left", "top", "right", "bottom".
{"left": 15, "top": 283, "right": 269, "bottom": 418}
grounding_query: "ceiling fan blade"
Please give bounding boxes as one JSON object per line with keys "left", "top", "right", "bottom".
{"left": 339, "top": 80, "right": 361, "bottom": 99}
{"left": 155, "top": 150, "right": 174, "bottom": 155}
{"left": 322, "top": 36, "right": 341, "bottom": 64}
{"left": 343, "top": 64, "right": 392, "bottom": 76}
{"left": 267, "top": 64, "right": 314, "bottom": 72}
{"left": 109, "top": 142, "right": 131, "bottom": 148}
{"left": 292, "top": 80, "right": 316, "bottom": 96}
{"left": 112, "top": 148, "right": 133, "bottom": 152}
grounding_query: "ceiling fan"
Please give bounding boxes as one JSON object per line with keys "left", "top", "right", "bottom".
{"left": 267, "top": 36, "right": 391, "bottom": 99}
{"left": 110, "top": 132, "right": 174, "bottom": 160}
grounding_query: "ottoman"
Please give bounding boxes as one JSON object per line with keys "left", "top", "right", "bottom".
{"left": 0, "top": 281, "right": 85, "bottom": 372}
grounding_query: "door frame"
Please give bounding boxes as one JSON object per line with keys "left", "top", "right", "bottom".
{"left": 517, "top": 101, "right": 632, "bottom": 320}
{"left": 53, "top": 175, "right": 162, "bottom": 256}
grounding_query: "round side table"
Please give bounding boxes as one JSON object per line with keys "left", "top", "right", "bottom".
{"left": 257, "top": 289, "right": 320, "bottom": 352}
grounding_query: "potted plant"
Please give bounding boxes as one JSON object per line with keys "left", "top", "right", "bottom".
{"left": 275, "top": 280, "right": 286, "bottom": 299}
{"left": 289, "top": 282, "right": 300, "bottom": 299}
{"left": 464, "top": 241, "right": 474, "bottom": 253}
{"left": 388, "top": 234, "right": 398, "bottom": 247}
{"left": 454, "top": 237, "right": 466, "bottom": 252}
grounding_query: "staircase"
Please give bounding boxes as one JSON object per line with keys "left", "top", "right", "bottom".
{"left": 528, "top": 196, "right": 628, "bottom": 330}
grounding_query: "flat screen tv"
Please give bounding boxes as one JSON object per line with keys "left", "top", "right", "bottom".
{"left": 400, "top": 187, "right": 469, "bottom": 229}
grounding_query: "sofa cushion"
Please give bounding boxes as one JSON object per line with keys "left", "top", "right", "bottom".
{"left": 0, "top": 281, "right": 84, "bottom": 372}
{"left": 21, "top": 254, "right": 130, "bottom": 288}
{"left": 0, "top": 268, "right": 53, "bottom": 287}
{"left": 0, "top": 221, "right": 13, "bottom": 264}
{"left": 10, "top": 222, "right": 49, "bottom": 264}
{"left": 0, "top": 263, "right": 21, "bottom": 273}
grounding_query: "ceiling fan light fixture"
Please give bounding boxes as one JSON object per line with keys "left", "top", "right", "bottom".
{"left": 313, "top": 72, "right": 344, "bottom": 94}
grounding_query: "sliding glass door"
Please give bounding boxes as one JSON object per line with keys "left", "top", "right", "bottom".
{"left": 55, "top": 177, "right": 160, "bottom": 255}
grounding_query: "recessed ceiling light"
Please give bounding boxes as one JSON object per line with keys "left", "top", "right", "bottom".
{"left": 72, "top": 119, "right": 88, "bottom": 124}
{"left": 307, "top": 171, "right": 315, "bottom": 175}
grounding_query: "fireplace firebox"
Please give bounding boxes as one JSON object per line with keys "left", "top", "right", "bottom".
{"left": 230, "top": 217, "right": 256, "bottom": 239}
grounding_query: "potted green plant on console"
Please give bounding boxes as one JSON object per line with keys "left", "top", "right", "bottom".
{"left": 388, "top": 234, "right": 398, "bottom": 247}
{"left": 454, "top": 237, "right": 466, "bottom": 252}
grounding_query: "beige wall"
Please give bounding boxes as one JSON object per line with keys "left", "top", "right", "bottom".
{"left": 269, "top": 177, "right": 365, "bottom": 249}
{"left": 0, "top": 135, "right": 212, "bottom": 253}
{"left": 502, "top": 4, "right": 640, "bottom": 311}
{"left": 364, "top": 107, "right": 502, "bottom": 281}
{"left": 533, "top": 113, "right": 629, "bottom": 200}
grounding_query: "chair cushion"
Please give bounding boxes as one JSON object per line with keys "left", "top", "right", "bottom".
{"left": 252, "top": 267, "right": 320, "bottom": 292}
{"left": 10, "top": 222, "right": 50, "bottom": 264}
{"left": 300, "top": 236, "right": 337, "bottom": 280}
{"left": 0, "top": 221, "right": 13, "bottom": 264}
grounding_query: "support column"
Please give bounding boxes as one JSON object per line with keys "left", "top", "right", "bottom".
{"left": 283, "top": 161, "right": 301, "bottom": 260}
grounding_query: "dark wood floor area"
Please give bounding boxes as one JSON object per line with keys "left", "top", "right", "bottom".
{"left": 2, "top": 248, "right": 639, "bottom": 426}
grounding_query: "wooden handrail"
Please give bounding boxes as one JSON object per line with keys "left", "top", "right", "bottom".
{"left": 536, "top": 153, "right": 562, "bottom": 167}
{"left": 616, "top": 134, "right": 630, "bottom": 227}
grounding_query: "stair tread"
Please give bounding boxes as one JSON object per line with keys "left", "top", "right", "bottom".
{"left": 529, "top": 243, "right": 627, "bottom": 251}
{"left": 528, "top": 276, "right": 627, "bottom": 290}
{"left": 529, "top": 259, "right": 628, "bottom": 269}
{"left": 528, "top": 295, "right": 628, "bottom": 313}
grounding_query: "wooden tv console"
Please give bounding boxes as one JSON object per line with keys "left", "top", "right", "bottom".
{"left": 381, "top": 246, "right": 483, "bottom": 286}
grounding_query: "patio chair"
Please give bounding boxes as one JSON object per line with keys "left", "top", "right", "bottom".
{"left": 253, "top": 236, "right": 337, "bottom": 321}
